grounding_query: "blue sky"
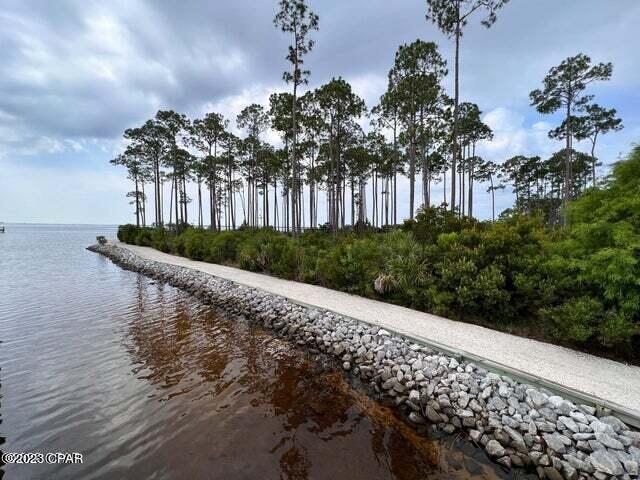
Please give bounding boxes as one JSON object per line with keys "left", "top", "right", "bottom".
{"left": 1, "top": 0, "right": 639, "bottom": 224}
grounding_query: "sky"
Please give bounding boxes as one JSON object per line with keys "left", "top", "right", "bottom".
{"left": 1, "top": 0, "right": 639, "bottom": 225}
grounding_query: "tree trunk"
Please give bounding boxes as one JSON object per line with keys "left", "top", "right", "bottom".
{"left": 409, "top": 139, "right": 416, "bottom": 220}
{"left": 451, "top": 8, "right": 460, "bottom": 212}
{"left": 563, "top": 101, "right": 572, "bottom": 226}
{"left": 134, "top": 176, "right": 140, "bottom": 227}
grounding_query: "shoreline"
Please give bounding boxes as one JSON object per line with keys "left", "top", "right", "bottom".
{"left": 89, "top": 242, "right": 640, "bottom": 479}
{"left": 115, "top": 241, "right": 640, "bottom": 421}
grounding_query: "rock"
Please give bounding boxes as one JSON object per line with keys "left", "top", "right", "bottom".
{"left": 561, "top": 461, "right": 578, "bottom": 480}
{"left": 469, "top": 430, "right": 482, "bottom": 443}
{"left": 408, "top": 412, "right": 425, "bottom": 424}
{"left": 543, "top": 433, "right": 567, "bottom": 454}
{"left": 437, "top": 394, "right": 451, "bottom": 408}
{"left": 576, "top": 440, "right": 591, "bottom": 452}
{"left": 449, "top": 358, "right": 459, "bottom": 369}
{"left": 595, "top": 431, "right": 624, "bottom": 450}
{"left": 496, "top": 456, "right": 511, "bottom": 468}
{"left": 591, "top": 420, "right": 615, "bottom": 436}
{"left": 481, "top": 386, "right": 492, "bottom": 400}
{"left": 469, "top": 399, "right": 483, "bottom": 413}
{"left": 382, "top": 378, "right": 395, "bottom": 390}
{"left": 457, "top": 391, "right": 470, "bottom": 409}
{"left": 543, "top": 466, "right": 564, "bottom": 480}
{"left": 526, "top": 389, "right": 548, "bottom": 408}
{"left": 498, "top": 384, "right": 511, "bottom": 398}
{"left": 501, "top": 415, "right": 520, "bottom": 429}
{"left": 425, "top": 406, "right": 442, "bottom": 424}
{"left": 342, "top": 361, "right": 351, "bottom": 370}
{"left": 504, "top": 426, "right": 527, "bottom": 453}
{"left": 563, "top": 454, "right": 594, "bottom": 474}
{"left": 485, "top": 440, "right": 505, "bottom": 458}
{"left": 487, "top": 396, "right": 507, "bottom": 412}
{"left": 589, "top": 450, "right": 624, "bottom": 476}
{"left": 579, "top": 404, "right": 597, "bottom": 416}
{"left": 599, "top": 415, "right": 627, "bottom": 433}
{"left": 408, "top": 389, "right": 420, "bottom": 404}
{"left": 569, "top": 411, "right": 588, "bottom": 425}
{"left": 623, "top": 430, "right": 640, "bottom": 447}
{"left": 558, "top": 416, "right": 580, "bottom": 433}
{"left": 624, "top": 460, "right": 638, "bottom": 476}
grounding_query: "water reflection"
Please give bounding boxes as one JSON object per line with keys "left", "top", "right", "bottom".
{"left": 122, "top": 277, "right": 524, "bottom": 480}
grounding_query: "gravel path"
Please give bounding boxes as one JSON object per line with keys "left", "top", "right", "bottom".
{"left": 117, "top": 242, "right": 640, "bottom": 417}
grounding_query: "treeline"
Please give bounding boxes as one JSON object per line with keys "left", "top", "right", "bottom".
{"left": 117, "top": 145, "right": 640, "bottom": 361}
{"left": 112, "top": 0, "right": 623, "bottom": 232}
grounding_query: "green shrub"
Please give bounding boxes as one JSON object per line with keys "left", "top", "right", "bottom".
{"left": 117, "top": 224, "right": 139, "bottom": 243}
{"left": 205, "top": 231, "right": 242, "bottom": 264}
{"left": 151, "top": 228, "right": 171, "bottom": 252}
{"left": 96, "top": 235, "right": 107, "bottom": 245}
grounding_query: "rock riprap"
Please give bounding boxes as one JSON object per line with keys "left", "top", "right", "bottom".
{"left": 89, "top": 243, "right": 640, "bottom": 480}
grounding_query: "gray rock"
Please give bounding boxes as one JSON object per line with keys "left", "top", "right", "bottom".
{"left": 425, "top": 406, "right": 442, "bottom": 424}
{"left": 563, "top": 454, "right": 594, "bottom": 474}
{"left": 600, "top": 415, "right": 627, "bottom": 433}
{"left": 485, "top": 440, "right": 505, "bottom": 458}
{"left": 591, "top": 420, "right": 615, "bottom": 435}
{"left": 624, "top": 460, "right": 638, "bottom": 476}
{"left": 469, "top": 399, "right": 483, "bottom": 413}
{"left": 457, "top": 391, "right": 470, "bottom": 409}
{"left": 569, "top": 411, "right": 588, "bottom": 425}
{"left": 561, "top": 461, "right": 578, "bottom": 480}
{"left": 437, "top": 394, "right": 451, "bottom": 408}
{"left": 504, "top": 425, "right": 527, "bottom": 453}
{"left": 589, "top": 450, "right": 624, "bottom": 476}
{"left": 488, "top": 396, "right": 507, "bottom": 412}
{"left": 501, "top": 415, "right": 520, "bottom": 429}
{"left": 382, "top": 378, "right": 396, "bottom": 390}
{"left": 559, "top": 416, "right": 580, "bottom": 433}
{"left": 623, "top": 430, "right": 640, "bottom": 447}
{"left": 526, "top": 389, "right": 548, "bottom": 408}
{"left": 543, "top": 433, "right": 568, "bottom": 453}
{"left": 595, "top": 431, "right": 624, "bottom": 450}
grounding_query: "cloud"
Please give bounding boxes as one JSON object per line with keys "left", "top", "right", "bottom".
{"left": 477, "top": 107, "right": 556, "bottom": 162}
{"left": 1, "top": 0, "right": 639, "bottom": 223}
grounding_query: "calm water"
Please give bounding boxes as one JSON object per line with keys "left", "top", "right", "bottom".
{"left": 0, "top": 224, "right": 527, "bottom": 479}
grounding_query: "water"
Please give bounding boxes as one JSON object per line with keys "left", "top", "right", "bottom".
{"left": 0, "top": 224, "right": 528, "bottom": 479}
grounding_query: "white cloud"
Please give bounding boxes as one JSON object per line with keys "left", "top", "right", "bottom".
{"left": 477, "top": 107, "right": 557, "bottom": 162}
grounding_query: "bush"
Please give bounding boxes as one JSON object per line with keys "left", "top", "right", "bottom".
{"left": 134, "top": 228, "right": 153, "bottom": 246}
{"left": 206, "top": 231, "right": 243, "bottom": 264}
{"left": 117, "top": 224, "right": 139, "bottom": 243}
{"left": 96, "top": 235, "right": 107, "bottom": 245}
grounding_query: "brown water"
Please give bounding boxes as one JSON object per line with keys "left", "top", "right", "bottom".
{"left": 0, "top": 224, "right": 531, "bottom": 479}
